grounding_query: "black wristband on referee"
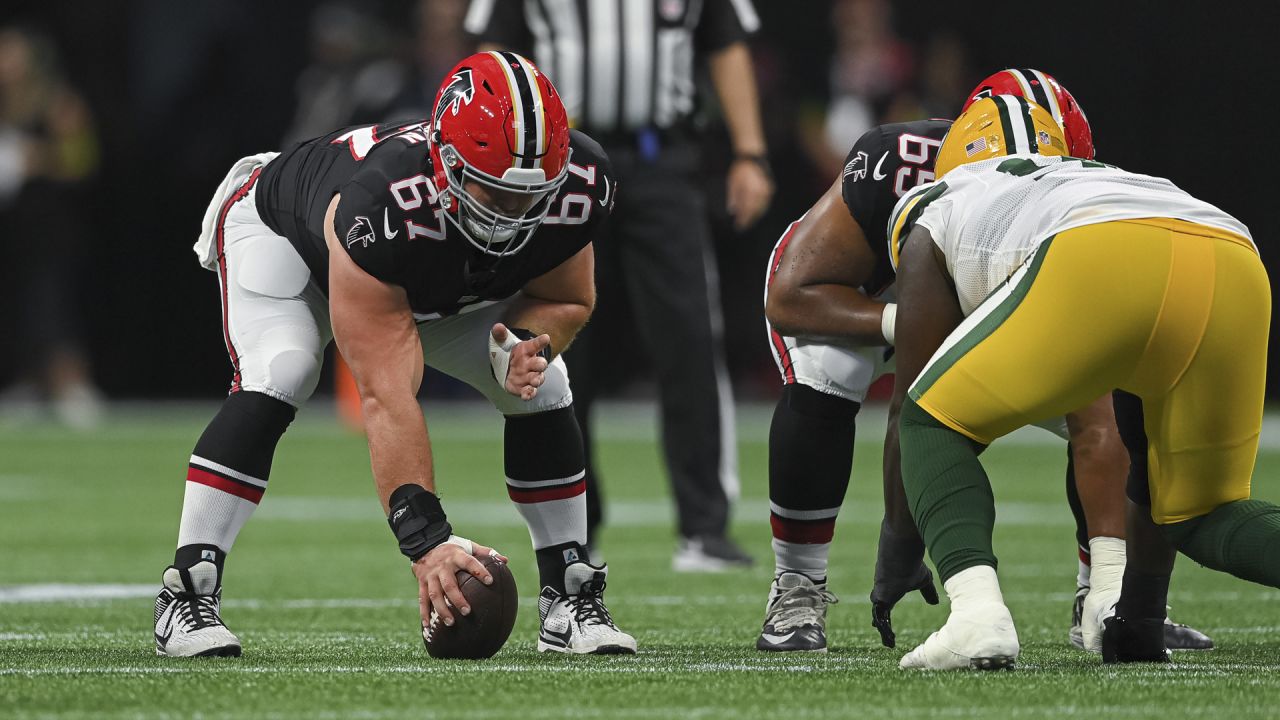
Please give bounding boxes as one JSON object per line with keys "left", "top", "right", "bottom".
{"left": 387, "top": 484, "right": 453, "bottom": 562}
{"left": 735, "top": 152, "right": 773, "bottom": 180}
{"left": 508, "top": 327, "right": 552, "bottom": 362}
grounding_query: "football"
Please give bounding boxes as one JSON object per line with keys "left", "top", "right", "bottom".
{"left": 422, "top": 556, "right": 519, "bottom": 659}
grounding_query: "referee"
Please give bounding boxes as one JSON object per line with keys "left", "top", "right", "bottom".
{"left": 465, "top": 0, "right": 773, "bottom": 571}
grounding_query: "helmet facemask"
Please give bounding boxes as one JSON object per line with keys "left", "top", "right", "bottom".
{"left": 438, "top": 143, "right": 572, "bottom": 257}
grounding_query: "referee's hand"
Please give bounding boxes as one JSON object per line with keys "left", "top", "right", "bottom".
{"left": 726, "top": 157, "right": 774, "bottom": 230}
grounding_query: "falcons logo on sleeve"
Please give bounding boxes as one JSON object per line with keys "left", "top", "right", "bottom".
{"left": 843, "top": 151, "right": 869, "bottom": 182}
{"left": 345, "top": 216, "right": 376, "bottom": 248}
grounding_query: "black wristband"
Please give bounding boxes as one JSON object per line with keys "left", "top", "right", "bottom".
{"left": 508, "top": 326, "right": 552, "bottom": 362}
{"left": 388, "top": 485, "right": 453, "bottom": 562}
{"left": 735, "top": 152, "right": 773, "bottom": 180}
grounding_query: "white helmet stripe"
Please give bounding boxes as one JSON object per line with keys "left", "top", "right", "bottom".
{"left": 1026, "top": 68, "right": 1064, "bottom": 123}
{"left": 514, "top": 54, "right": 547, "bottom": 168}
{"left": 488, "top": 51, "right": 526, "bottom": 166}
{"left": 997, "top": 94, "right": 1035, "bottom": 154}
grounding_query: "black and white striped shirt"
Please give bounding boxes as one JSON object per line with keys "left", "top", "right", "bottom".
{"left": 464, "top": 0, "right": 760, "bottom": 134}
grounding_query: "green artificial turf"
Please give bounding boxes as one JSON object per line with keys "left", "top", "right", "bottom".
{"left": 3, "top": 403, "right": 1280, "bottom": 718}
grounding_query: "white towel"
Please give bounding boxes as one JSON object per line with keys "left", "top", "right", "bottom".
{"left": 193, "top": 152, "right": 279, "bottom": 270}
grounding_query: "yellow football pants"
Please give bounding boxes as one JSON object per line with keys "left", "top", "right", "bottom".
{"left": 909, "top": 218, "right": 1269, "bottom": 523}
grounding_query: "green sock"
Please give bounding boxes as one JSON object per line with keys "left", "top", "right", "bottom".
{"left": 1162, "top": 499, "right": 1280, "bottom": 587}
{"left": 899, "top": 397, "right": 997, "bottom": 583}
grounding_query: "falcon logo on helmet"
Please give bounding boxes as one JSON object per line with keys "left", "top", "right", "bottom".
{"left": 434, "top": 69, "right": 476, "bottom": 125}
{"left": 963, "top": 68, "right": 1094, "bottom": 160}
{"left": 427, "top": 52, "right": 572, "bottom": 257}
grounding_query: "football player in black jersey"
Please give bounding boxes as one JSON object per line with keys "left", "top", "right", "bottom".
{"left": 154, "top": 53, "right": 636, "bottom": 657}
{"left": 756, "top": 69, "right": 1210, "bottom": 654}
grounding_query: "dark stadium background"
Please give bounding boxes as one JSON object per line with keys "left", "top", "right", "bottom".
{"left": 2, "top": 0, "right": 1273, "bottom": 401}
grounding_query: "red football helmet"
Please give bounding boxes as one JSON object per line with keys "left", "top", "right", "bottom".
{"left": 428, "top": 52, "right": 571, "bottom": 256}
{"left": 962, "top": 68, "right": 1094, "bottom": 159}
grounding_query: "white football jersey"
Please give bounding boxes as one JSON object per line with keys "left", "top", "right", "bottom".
{"left": 890, "top": 155, "right": 1253, "bottom": 315}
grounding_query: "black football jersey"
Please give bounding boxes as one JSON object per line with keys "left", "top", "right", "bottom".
{"left": 839, "top": 119, "right": 952, "bottom": 295}
{"left": 255, "top": 123, "right": 613, "bottom": 318}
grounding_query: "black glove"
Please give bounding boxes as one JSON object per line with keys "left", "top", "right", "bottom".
{"left": 870, "top": 519, "right": 939, "bottom": 648}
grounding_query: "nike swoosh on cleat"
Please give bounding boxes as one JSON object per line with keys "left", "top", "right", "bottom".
{"left": 540, "top": 624, "right": 573, "bottom": 648}
{"left": 872, "top": 152, "right": 890, "bottom": 180}
{"left": 759, "top": 632, "right": 796, "bottom": 645}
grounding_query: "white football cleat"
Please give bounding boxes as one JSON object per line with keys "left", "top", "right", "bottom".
{"left": 154, "top": 561, "right": 241, "bottom": 658}
{"left": 899, "top": 603, "right": 1019, "bottom": 670}
{"left": 537, "top": 561, "right": 637, "bottom": 655}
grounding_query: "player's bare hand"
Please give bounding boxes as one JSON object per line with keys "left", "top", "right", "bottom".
{"left": 413, "top": 539, "right": 509, "bottom": 627}
{"left": 726, "top": 156, "right": 774, "bottom": 231}
{"left": 490, "top": 323, "right": 551, "bottom": 401}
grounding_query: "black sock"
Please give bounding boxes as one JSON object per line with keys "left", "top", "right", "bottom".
{"left": 535, "top": 541, "right": 589, "bottom": 594}
{"left": 173, "top": 543, "right": 227, "bottom": 588}
{"left": 1116, "top": 567, "right": 1170, "bottom": 621}
{"left": 767, "top": 384, "right": 858, "bottom": 530}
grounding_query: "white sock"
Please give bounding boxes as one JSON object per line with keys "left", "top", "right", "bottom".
{"left": 1087, "top": 536, "right": 1125, "bottom": 598}
{"left": 772, "top": 538, "right": 830, "bottom": 581}
{"left": 506, "top": 472, "right": 588, "bottom": 550}
{"left": 178, "top": 458, "right": 267, "bottom": 551}
{"left": 943, "top": 565, "right": 1005, "bottom": 612}
{"left": 1077, "top": 557, "right": 1092, "bottom": 589}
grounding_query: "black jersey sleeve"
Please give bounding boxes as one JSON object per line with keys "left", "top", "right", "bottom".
{"left": 333, "top": 176, "right": 406, "bottom": 286}
{"left": 696, "top": 0, "right": 761, "bottom": 51}
{"left": 840, "top": 127, "right": 898, "bottom": 244}
{"left": 557, "top": 130, "right": 615, "bottom": 250}
{"left": 840, "top": 120, "right": 952, "bottom": 249}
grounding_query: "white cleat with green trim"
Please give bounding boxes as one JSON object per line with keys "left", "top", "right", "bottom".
{"left": 899, "top": 602, "right": 1019, "bottom": 671}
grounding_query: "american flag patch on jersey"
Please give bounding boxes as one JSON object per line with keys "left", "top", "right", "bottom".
{"left": 965, "top": 136, "right": 988, "bottom": 157}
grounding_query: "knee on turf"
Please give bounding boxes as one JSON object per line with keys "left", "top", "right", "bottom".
{"left": 1161, "top": 499, "right": 1280, "bottom": 585}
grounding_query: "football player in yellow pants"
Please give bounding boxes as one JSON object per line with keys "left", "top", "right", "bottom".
{"left": 888, "top": 95, "right": 1277, "bottom": 669}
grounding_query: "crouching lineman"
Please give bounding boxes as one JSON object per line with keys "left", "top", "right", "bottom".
{"left": 153, "top": 53, "right": 636, "bottom": 657}
{"left": 890, "top": 95, "right": 1275, "bottom": 669}
{"left": 757, "top": 69, "right": 1209, "bottom": 654}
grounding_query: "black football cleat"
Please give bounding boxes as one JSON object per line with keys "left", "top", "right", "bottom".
{"left": 1164, "top": 618, "right": 1214, "bottom": 651}
{"left": 1101, "top": 615, "right": 1171, "bottom": 664}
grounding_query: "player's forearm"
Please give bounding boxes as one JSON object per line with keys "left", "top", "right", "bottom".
{"left": 766, "top": 283, "right": 890, "bottom": 345}
{"left": 362, "top": 388, "right": 437, "bottom": 513}
{"left": 501, "top": 294, "right": 592, "bottom": 358}
{"left": 709, "top": 43, "right": 766, "bottom": 156}
{"left": 881, "top": 395, "right": 918, "bottom": 538}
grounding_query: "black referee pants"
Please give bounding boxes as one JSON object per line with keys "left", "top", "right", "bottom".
{"left": 566, "top": 139, "right": 734, "bottom": 542}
